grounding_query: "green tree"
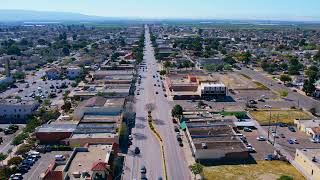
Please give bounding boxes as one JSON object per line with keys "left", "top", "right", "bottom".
{"left": 7, "top": 44, "right": 21, "bottom": 56}
{"left": 305, "top": 65, "right": 319, "bottom": 81}
{"left": 277, "top": 175, "right": 293, "bottom": 180}
{"left": 16, "top": 144, "right": 32, "bottom": 155}
{"left": 303, "top": 79, "right": 316, "bottom": 96}
{"left": 7, "top": 156, "right": 23, "bottom": 166}
{"left": 159, "top": 70, "right": 166, "bottom": 76}
{"left": 279, "top": 74, "right": 292, "bottom": 84}
{"left": 288, "top": 57, "right": 303, "bottom": 75}
{"left": 0, "top": 153, "right": 7, "bottom": 166}
{"left": 171, "top": 104, "right": 183, "bottom": 120}
{"left": 61, "top": 100, "right": 72, "bottom": 112}
{"left": 189, "top": 163, "right": 203, "bottom": 176}
{"left": 62, "top": 46, "right": 70, "bottom": 56}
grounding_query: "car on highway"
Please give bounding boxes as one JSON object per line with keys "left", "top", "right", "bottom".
{"left": 140, "top": 166, "right": 147, "bottom": 174}
{"left": 178, "top": 141, "right": 183, "bottom": 147}
{"left": 172, "top": 118, "right": 177, "bottom": 123}
{"left": 134, "top": 147, "right": 140, "bottom": 154}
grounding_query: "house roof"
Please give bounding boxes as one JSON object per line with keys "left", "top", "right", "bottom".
{"left": 91, "top": 162, "right": 107, "bottom": 171}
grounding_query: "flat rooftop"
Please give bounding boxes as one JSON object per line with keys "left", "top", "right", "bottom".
{"left": 67, "top": 144, "right": 113, "bottom": 180}
{"left": 71, "top": 133, "right": 116, "bottom": 139}
{"left": 297, "top": 148, "right": 320, "bottom": 168}
{"left": 37, "top": 124, "right": 77, "bottom": 133}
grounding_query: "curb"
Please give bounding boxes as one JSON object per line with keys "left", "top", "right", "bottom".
{"left": 147, "top": 112, "right": 168, "bottom": 180}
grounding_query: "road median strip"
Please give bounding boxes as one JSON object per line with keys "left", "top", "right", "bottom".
{"left": 147, "top": 112, "right": 168, "bottom": 180}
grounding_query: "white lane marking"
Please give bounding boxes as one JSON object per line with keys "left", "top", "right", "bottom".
{"left": 28, "top": 161, "right": 43, "bottom": 180}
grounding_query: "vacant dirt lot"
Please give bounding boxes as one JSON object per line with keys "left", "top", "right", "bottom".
{"left": 203, "top": 160, "right": 305, "bottom": 180}
{"left": 220, "top": 73, "right": 258, "bottom": 90}
{"left": 249, "top": 109, "right": 312, "bottom": 125}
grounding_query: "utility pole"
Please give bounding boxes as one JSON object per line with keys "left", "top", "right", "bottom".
{"left": 273, "top": 113, "right": 279, "bottom": 146}
{"left": 267, "top": 106, "right": 272, "bottom": 141}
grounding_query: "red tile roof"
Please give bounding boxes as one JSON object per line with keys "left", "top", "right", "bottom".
{"left": 91, "top": 162, "right": 107, "bottom": 171}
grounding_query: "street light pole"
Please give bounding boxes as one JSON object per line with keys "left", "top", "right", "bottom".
{"left": 267, "top": 106, "right": 272, "bottom": 141}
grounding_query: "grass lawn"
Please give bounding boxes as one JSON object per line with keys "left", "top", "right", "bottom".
{"left": 249, "top": 109, "right": 311, "bottom": 125}
{"left": 203, "top": 160, "right": 305, "bottom": 180}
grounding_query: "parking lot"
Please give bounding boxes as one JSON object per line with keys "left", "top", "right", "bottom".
{"left": 23, "top": 151, "right": 72, "bottom": 180}
{"left": 264, "top": 126, "right": 320, "bottom": 157}
{"left": 0, "top": 69, "right": 74, "bottom": 107}
{"left": 239, "top": 129, "right": 275, "bottom": 160}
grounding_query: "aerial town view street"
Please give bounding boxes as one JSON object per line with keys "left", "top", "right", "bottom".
{"left": 0, "top": 1, "right": 320, "bottom": 180}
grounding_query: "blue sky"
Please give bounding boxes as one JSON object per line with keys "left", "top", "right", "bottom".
{"left": 1, "top": 0, "right": 320, "bottom": 20}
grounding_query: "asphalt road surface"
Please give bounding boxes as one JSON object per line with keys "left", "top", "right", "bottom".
{"left": 123, "top": 26, "right": 190, "bottom": 180}
{"left": 240, "top": 67, "right": 320, "bottom": 110}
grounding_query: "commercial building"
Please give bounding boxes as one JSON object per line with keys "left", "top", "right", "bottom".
{"left": 295, "top": 148, "right": 320, "bottom": 180}
{"left": 45, "top": 68, "right": 61, "bottom": 80}
{"left": 0, "top": 99, "right": 39, "bottom": 123}
{"left": 35, "top": 124, "right": 77, "bottom": 144}
{"left": 42, "top": 143, "right": 118, "bottom": 180}
{"left": 66, "top": 66, "right": 82, "bottom": 79}
{"left": 295, "top": 119, "right": 320, "bottom": 140}
{"left": 185, "top": 123, "right": 248, "bottom": 161}
{"left": 165, "top": 73, "right": 226, "bottom": 100}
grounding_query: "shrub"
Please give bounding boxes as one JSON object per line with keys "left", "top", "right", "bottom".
{"left": 7, "top": 156, "right": 23, "bottom": 166}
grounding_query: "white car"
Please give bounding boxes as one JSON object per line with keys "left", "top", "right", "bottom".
{"left": 256, "top": 136, "right": 266, "bottom": 141}
{"left": 55, "top": 155, "right": 65, "bottom": 161}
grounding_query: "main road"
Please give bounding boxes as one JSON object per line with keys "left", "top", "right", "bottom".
{"left": 123, "top": 25, "right": 190, "bottom": 180}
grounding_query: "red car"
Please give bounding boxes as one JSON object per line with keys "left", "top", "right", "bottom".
{"left": 172, "top": 118, "right": 177, "bottom": 123}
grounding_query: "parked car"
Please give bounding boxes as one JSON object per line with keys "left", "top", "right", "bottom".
{"left": 272, "top": 133, "right": 279, "bottom": 138}
{"left": 256, "top": 136, "right": 266, "bottom": 141}
{"left": 265, "top": 154, "right": 278, "bottom": 161}
{"left": 4, "top": 128, "right": 14, "bottom": 135}
{"left": 135, "top": 147, "right": 140, "bottom": 154}
{"left": 287, "top": 139, "right": 294, "bottom": 144}
{"left": 247, "top": 146, "right": 256, "bottom": 153}
{"left": 128, "top": 135, "right": 133, "bottom": 141}
{"left": 244, "top": 127, "right": 252, "bottom": 132}
{"left": 55, "top": 155, "right": 65, "bottom": 161}
{"left": 278, "top": 123, "right": 287, "bottom": 127}
{"left": 280, "top": 133, "right": 285, "bottom": 138}
{"left": 288, "top": 126, "right": 296, "bottom": 132}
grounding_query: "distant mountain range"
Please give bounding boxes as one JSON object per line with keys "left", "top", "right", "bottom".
{"left": 0, "top": 9, "right": 108, "bottom": 22}
{"left": 0, "top": 9, "right": 319, "bottom": 24}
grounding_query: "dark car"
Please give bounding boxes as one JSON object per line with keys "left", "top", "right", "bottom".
{"left": 17, "top": 166, "right": 28, "bottom": 174}
{"left": 155, "top": 92, "right": 158, "bottom": 94}
{"left": 288, "top": 126, "right": 296, "bottom": 132}
{"left": 4, "top": 128, "right": 14, "bottom": 135}
{"left": 278, "top": 123, "right": 287, "bottom": 127}
{"left": 179, "top": 141, "right": 183, "bottom": 147}
{"left": 134, "top": 147, "right": 140, "bottom": 154}
{"left": 140, "top": 166, "right": 147, "bottom": 174}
